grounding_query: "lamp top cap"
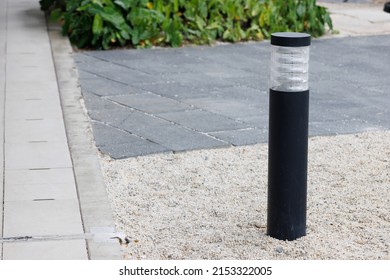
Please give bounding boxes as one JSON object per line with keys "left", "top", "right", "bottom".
{"left": 271, "top": 32, "right": 311, "bottom": 47}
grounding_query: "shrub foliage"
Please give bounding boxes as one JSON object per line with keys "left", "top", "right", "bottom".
{"left": 41, "top": 0, "right": 333, "bottom": 49}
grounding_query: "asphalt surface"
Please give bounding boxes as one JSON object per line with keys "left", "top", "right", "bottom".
{"left": 75, "top": 35, "right": 390, "bottom": 159}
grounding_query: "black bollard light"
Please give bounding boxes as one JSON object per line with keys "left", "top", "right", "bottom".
{"left": 267, "top": 32, "right": 311, "bottom": 241}
{"left": 385, "top": 2, "right": 390, "bottom": 13}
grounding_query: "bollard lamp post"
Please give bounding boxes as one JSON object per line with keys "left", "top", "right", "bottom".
{"left": 267, "top": 32, "right": 311, "bottom": 241}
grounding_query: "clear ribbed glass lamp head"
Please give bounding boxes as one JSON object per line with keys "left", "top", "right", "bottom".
{"left": 270, "top": 32, "right": 311, "bottom": 92}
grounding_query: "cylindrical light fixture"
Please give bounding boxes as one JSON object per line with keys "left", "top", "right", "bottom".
{"left": 267, "top": 32, "right": 311, "bottom": 241}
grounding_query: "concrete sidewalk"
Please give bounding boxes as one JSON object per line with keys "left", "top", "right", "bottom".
{"left": 320, "top": 1, "right": 390, "bottom": 36}
{"left": 0, "top": 0, "right": 121, "bottom": 259}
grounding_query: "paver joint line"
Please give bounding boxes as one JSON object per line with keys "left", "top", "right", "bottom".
{"left": 108, "top": 97, "right": 237, "bottom": 142}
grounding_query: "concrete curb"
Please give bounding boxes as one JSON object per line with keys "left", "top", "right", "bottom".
{"left": 48, "top": 24, "right": 123, "bottom": 260}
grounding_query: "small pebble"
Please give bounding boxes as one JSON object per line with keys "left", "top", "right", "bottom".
{"left": 275, "top": 247, "right": 284, "bottom": 253}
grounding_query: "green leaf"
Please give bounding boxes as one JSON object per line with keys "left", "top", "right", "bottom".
{"left": 92, "top": 14, "right": 103, "bottom": 35}
{"left": 195, "top": 16, "right": 206, "bottom": 31}
{"left": 130, "top": 28, "right": 140, "bottom": 45}
{"left": 297, "top": 3, "right": 306, "bottom": 18}
{"left": 88, "top": 4, "right": 131, "bottom": 34}
{"left": 323, "top": 9, "right": 333, "bottom": 30}
{"left": 120, "top": 29, "right": 130, "bottom": 40}
{"left": 170, "top": 31, "right": 182, "bottom": 47}
{"left": 114, "top": 0, "right": 132, "bottom": 10}
{"left": 206, "top": 22, "right": 222, "bottom": 30}
{"left": 222, "top": 29, "right": 231, "bottom": 40}
{"left": 49, "top": 8, "right": 63, "bottom": 22}
{"left": 173, "top": 0, "right": 179, "bottom": 13}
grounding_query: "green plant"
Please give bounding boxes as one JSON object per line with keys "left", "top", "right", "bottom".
{"left": 260, "top": 0, "right": 333, "bottom": 38}
{"left": 40, "top": 0, "right": 66, "bottom": 11}
{"left": 41, "top": 0, "right": 333, "bottom": 50}
{"left": 60, "top": 0, "right": 133, "bottom": 49}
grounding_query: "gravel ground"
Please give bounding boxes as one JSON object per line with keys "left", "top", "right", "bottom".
{"left": 100, "top": 131, "right": 390, "bottom": 260}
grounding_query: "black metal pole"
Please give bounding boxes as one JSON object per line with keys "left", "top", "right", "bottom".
{"left": 267, "top": 33, "right": 310, "bottom": 241}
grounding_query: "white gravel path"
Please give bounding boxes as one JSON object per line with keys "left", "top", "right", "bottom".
{"left": 100, "top": 131, "right": 390, "bottom": 260}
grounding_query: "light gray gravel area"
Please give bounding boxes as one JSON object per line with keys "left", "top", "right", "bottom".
{"left": 100, "top": 130, "right": 390, "bottom": 260}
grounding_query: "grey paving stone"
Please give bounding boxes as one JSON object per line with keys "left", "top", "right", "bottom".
{"left": 139, "top": 82, "right": 214, "bottom": 100}
{"left": 340, "top": 106, "right": 390, "bottom": 129}
{"left": 368, "top": 110, "right": 390, "bottom": 129}
{"left": 77, "top": 69, "right": 99, "bottom": 80}
{"left": 309, "top": 118, "right": 384, "bottom": 137}
{"left": 88, "top": 47, "right": 203, "bottom": 67}
{"left": 184, "top": 96, "right": 262, "bottom": 120}
{"left": 115, "top": 109, "right": 169, "bottom": 133}
{"left": 210, "top": 128, "right": 268, "bottom": 146}
{"left": 86, "top": 49, "right": 142, "bottom": 61}
{"left": 162, "top": 71, "right": 240, "bottom": 89}
{"left": 118, "top": 111, "right": 228, "bottom": 151}
{"left": 78, "top": 62, "right": 154, "bottom": 86}
{"left": 74, "top": 58, "right": 114, "bottom": 73}
{"left": 91, "top": 120, "right": 170, "bottom": 158}
{"left": 82, "top": 91, "right": 135, "bottom": 122}
{"left": 137, "top": 123, "right": 229, "bottom": 152}
{"left": 76, "top": 35, "right": 390, "bottom": 158}
{"left": 179, "top": 62, "right": 254, "bottom": 79}
{"left": 362, "top": 84, "right": 390, "bottom": 96}
{"left": 238, "top": 114, "right": 269, "bottom": 130}
{"left": 201, "top": 47, "right": 267, "bottom": 74}
{"left": 226, "top": 75, "right": 267, "bottom": 90}
{"left": 98, "top": 141, "right": 170, "bottom": 159}
{"left": 74, "top": 53, "right": 105, "bottom": 64}
{"left": 210, "top": 86, "right": 267, "bottom": 108}
{"left": 108, "top": 92, "right": 193, "bottom": 114}
{"left": 158, "top": 109, "right": 251, "bottom": 133}
{"left": 113, "top": 59, "right": 197, "bottom": 76}
{"left": 91, "top": 121, "right": 137, "bottom": 146}
{"left": 139, "top": 75, "right": 239, "bottom": 100}
{"left": 79, "top": 72, "right": 143, "bottom": 96}
{"left": 87, "top": 105, "right": 133, "bottom": 128}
